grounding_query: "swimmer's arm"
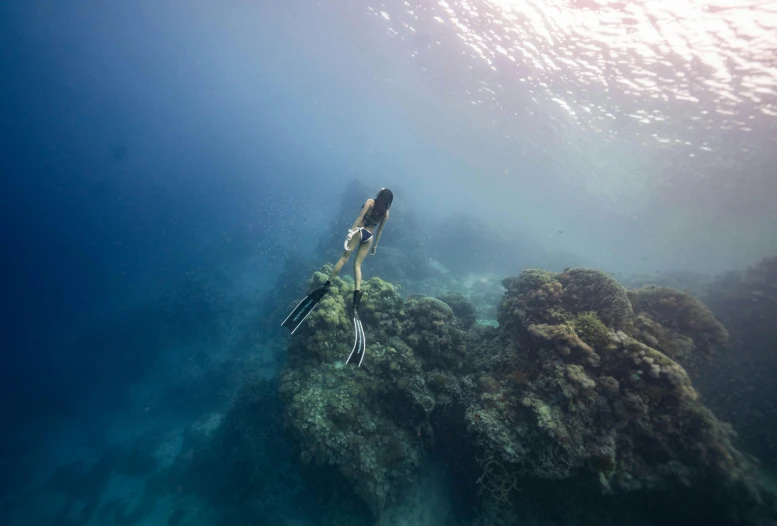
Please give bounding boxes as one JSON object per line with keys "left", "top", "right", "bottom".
{"left": 350, "top": 199, "right": 373, "bottom": 230}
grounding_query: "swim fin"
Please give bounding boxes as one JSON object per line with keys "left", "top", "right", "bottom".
{"left": 345, "top": 290, "right": 366, "bottom": 366}
{"left": 281, "top": 281, "right": 330, "bottom": 334}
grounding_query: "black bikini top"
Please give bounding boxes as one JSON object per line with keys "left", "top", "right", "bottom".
{"left": 362, "top": 204, "right": 382, "bottom": 227}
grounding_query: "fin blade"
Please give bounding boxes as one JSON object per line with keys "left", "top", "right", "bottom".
{"left": 357, "top": 319, "right": 366, "bottom": 367}
{"left": 281, "top": 289, "right": 325, "bottom": 333}
{"left": 281, "top": 297, "right": 308, "bottom": 328}
{"left": 346, "top": 317, "right": 359, "bottom": 364}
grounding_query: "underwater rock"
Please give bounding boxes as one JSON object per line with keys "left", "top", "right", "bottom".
{"left": 403, "top": 296, "right": 468, "bottom": 370}
{"left": 462, "top": 268, "right": 765, "bottom": 522}
{"left": 628, "top": 285, "right": 729, "bottom": 362}
{"left": 559, "top": 268, "right": 633, "bottom": 329}
{"left": 280, "top": 268, "right": 432, "bottom": 515}
{"left": 437, "top": 291, "right": 477, "bottom": 330}
{"left": 499, "top": 267, "right": 633, "bottom": 332}
{"left": 278, "top": 266, "right": 773, "bottom": 524}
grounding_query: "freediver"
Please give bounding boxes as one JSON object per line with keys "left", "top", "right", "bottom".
{"left": 281, "top": 188, "right": 393, "bottom": 366}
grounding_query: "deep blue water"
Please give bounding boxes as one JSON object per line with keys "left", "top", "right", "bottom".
{"left": 2, "top": 1, "right": 777, "bottom": 524}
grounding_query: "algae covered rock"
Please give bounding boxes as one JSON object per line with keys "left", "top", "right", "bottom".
{"left": 570, "top": 311, "right": 611, "bottom": 349}
{"left": 437, "top": 291, "right": 477, "bottom": 330}
{"left": 279, "top": 363, "right": 422, "bottom": 514}
{"left": 559, "top": 268, "right": 633, "bottom": 329}
{"left": 499, "top": 269, "right": 564, "bottom": 330}
{"left": 277, "top": 266, "right": 769, "bottom": 524}
{"left": 499, "top": 267, "right": 632, "bottom": 334}
{"left": 402, "top": 296, "right": 468, "bottom": 370}
{"left": 463, "top": 267, "right": 762, "bottom": 521}
{"left": 286, "top": 267, "right": 404, "bottom": 365}
{"left": 280, "top": 269, "right": 431, "bottom": 515}
{"left": 628, "top": 285, "right": 729, "bottom": 361}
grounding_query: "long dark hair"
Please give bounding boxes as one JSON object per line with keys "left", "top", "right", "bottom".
{"left": 371, "top": 188, "right": 393, "bottom": 220}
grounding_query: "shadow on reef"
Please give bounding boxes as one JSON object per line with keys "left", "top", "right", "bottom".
{"left": 162, "top": 375, "right": 374, "bottom": 526}
{"left": 276, "top": 265, "right": 777, "bottom": 525}
{"left": 697, "top": 255, "right": 777, "bottom": 473}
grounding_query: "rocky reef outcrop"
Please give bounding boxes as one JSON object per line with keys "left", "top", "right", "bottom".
{"left": 277, "top": 266, "right": 774, "bottom": 523}
{"left": 279, "top": 267, "right": 433, "bottom": 514}
{"left": 463, "top": 269, "right": 763, "bottom": 522}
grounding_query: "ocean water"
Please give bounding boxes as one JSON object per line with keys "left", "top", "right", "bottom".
{"left": 1, "top": 1, "right": 776, "bottom": 525}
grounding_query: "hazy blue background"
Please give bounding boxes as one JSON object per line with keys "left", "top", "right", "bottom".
{"left": 1, "top": 0, "right": 776, "bottom": 522}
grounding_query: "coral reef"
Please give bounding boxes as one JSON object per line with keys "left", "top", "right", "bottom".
{"left": 559, "top": 268, "right": 634, "bottom": 329}
{"left": 437, "top": 291, "right": 477, "bottom": 330}
{"left": 498, "top": 268, "right": 632, "bottom": 335}
{"left": 465, "top": 269, "right": 770, "bottom": 524}
{"left": 278, "top": 266, "right": 774, "bottom": 524}
{"left": 404, "top": 296, "right": 468, "bottom": 370}
{"left": 629, "top": 285, "right": 729, "bottom": 361}
{"left": 467, "top": 271, "right": 752, "bottom": 488}
{"left": 279, "top": 266, "right": 433, "bottom": 514}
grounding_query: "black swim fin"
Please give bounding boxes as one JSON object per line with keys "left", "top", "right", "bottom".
{"left": 345, "top": 290, "right": 366, "bottom": 366}
{"left": 281, "top": 281, "right": 330, "bottom": 334}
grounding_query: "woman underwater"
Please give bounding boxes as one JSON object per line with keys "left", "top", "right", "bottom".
{"left": 281, "top": 188, "right": 393, "bottom": 365}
